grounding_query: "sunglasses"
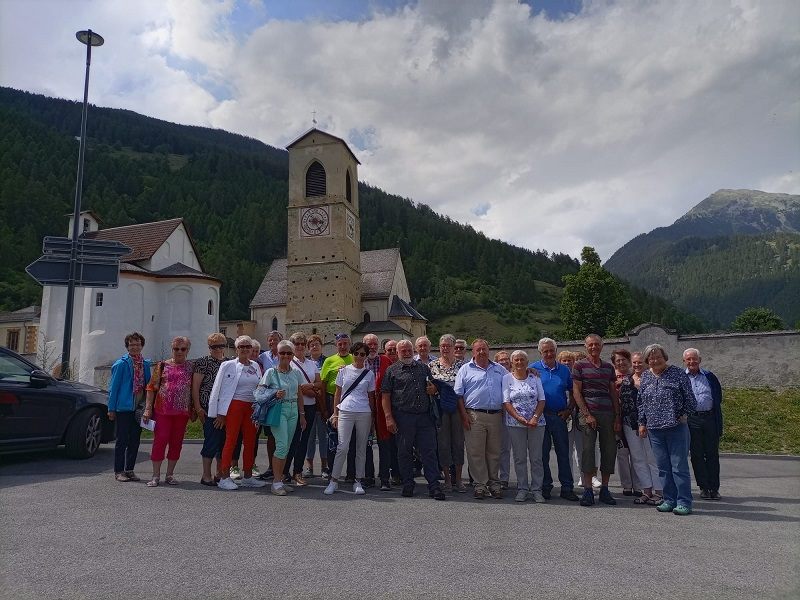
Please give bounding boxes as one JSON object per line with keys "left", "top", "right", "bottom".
{"left": 386, "top": 349, "right": 397, "bottom": 353}
{"left": 354, "top": 351, "right": 368, "bottom": 357}
{"left": 237, "top": 344, "right": 252, "bottom": 349}
{"left": 173, "top": 347, "right": 188, "bottom": 352}
{"left": 279, "top": 351, "right": 294, "bottom": 356}
{"left": 209, "top": 344, "right": 226, "bottom": 350}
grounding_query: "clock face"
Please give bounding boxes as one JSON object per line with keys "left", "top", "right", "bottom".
{"left": 300, "top": 207, "right": 330, "bottom": 237}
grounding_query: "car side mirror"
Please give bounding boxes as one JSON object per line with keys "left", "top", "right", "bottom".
{"left": 30, "top": 370, "right": 52, "bottom": 388}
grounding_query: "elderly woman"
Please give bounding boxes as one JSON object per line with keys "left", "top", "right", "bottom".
{"left": 324, "top": 342, "right": 376, "bottom": 495}
{"left": 614, "top": 349, "right": 662, "bottom": 505}
{"left": 631, "top": 352, "right": 645, "bottom": 388}
{"left": 303, "top": 334, "right": 329, "bottom": 479}
{"left": 429, "top": 334, "right": 465, "bottom": 493}
{"left": 612, "top": 349, "right": 642, "bottom": 497}
{"left": 108, "top": 332, "right": 152, "bottom": 482}
{"left": 284, "top": 332, "right": 322, "bottom": 487}
{"left": 638, "top": 343, "right": 697, "bottom": 515}
{"left": 192, "top": 332, "right": 227, "bottom": 486}
{"left": 502, "top": 350, "right": 547, "bottom": 502}
{"left": 210, "top": 336, "right": 266, "bottom": 491}
{"left": 258, "top": 340, "right": 305, "bottom": 496}
{"left": 142, "top": 336, "right": 193, "bottom": 487}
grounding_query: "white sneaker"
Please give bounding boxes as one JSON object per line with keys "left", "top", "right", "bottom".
{"left": 240, "top": 477, "right": 266, "bottom": 488}
{"left": 353, "top": 481, "right": 365, "bottom": 495}
{"left": 217, "top": 477, "right": 238, "bottom": 491}
{"left": 230, "top": 466, "right": 242, "bottom": 480}
{"left": 324, "top": 481, "right": 338, "bottom": 495}
{"left": 592, "top": 476, "right": 602, "bottom": 489}
{"left": 251, "top": 465, "right": 261, "bottom": 478}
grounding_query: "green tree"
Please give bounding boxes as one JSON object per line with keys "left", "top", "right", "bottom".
{"left": 731, "top": 307, "right": 785, "bottom": 332}
{"left": 560, "top": 246, "right": 630, "bottom": 339}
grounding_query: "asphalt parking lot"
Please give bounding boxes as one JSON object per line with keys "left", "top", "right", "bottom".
{"left": 1, "top": 443, "right": 798, "bottom": 600}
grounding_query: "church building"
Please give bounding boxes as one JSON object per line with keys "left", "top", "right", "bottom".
{"left": 250, "top": 129, "right": 426, "bottom": 344}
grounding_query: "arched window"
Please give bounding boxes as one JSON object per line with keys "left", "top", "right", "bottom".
{"left": 363, "top": 311, "right": 371, "bottom": 323}
{"left": 346, "top": 170, "right": 352, "bottom": 203}
{"left": 207, "top": 299, "right": 214, "bottom": 316}
{"left": 305, "top": 161, "right": 326, "bottom": 197}
{"left": 271, "top": 316, "right": 278, "bottom": 332}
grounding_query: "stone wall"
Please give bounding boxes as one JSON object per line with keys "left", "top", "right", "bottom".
{"left": 484, "top": 323, "right": 800, "bottom": 389}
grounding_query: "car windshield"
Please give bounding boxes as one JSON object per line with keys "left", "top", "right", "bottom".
{"left": 0, "top": 353, "right": 33, "bottom": 383}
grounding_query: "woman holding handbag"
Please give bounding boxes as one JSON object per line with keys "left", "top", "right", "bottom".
{"left": 324, "top": 342, "right": 376, "bottom": 496}
{"left": 209, "top": 336, "right": 266, "bottom": 491}
{"left": 259, "top": 340, "right": 305, "bottom": 496}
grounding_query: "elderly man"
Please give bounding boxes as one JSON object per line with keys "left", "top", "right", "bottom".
{"left": 531, "top": 338, "right": 579, "bottom": 501}
{"left": 381, "top": 340, "right": 446, "bottom": 500}
{"left": 683, "top": 348, "right": 723, "bottom": 500}
{"left": 414, "top": 336, "right": 436, "bottom": 363}
{"left": 573, "top": 334, "right": 621, "bottom": 507}
{"left": 455, "top": 339, "right": 507, "bottom": 499}
{"left": 258, "top": 330, "right": 283, "bottom": 372}
{"left": 319, "top": 333, "right": 354, "bottom": 479}
{"left": 454, "top": 339, "right": 467, "bottom": 362}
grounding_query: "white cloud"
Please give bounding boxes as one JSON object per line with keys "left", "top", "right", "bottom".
{"left": 1, "top": 0, "right": 798, "bottom": 260}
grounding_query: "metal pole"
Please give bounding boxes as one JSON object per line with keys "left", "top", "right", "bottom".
{"left": 60, "top": 30, "right": 94, "bottom": 380}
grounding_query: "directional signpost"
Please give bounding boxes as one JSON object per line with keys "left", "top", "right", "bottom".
{"left": 27, "top": 237, "right": 131, "bottom": 288}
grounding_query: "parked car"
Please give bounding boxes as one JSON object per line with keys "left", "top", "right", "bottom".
{"left": 0, "top": 347, "right": 115, "bottom": 458}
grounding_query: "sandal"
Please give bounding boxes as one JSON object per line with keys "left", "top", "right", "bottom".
{"left": 164, "top": 475, "right": 179, "bottom": 485}
{"left": 115, "top": 472, "right": 131, "bottom": 482}
{"left": 146, "top": 477, "right": 159, "bottom": 487}
{"left": 635, "top": 494, "right": 660, "bottom": 505}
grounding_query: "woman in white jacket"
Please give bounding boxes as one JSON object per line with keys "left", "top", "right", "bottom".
{"left": 209, "top": 336, "right": 266, "bottom": 490}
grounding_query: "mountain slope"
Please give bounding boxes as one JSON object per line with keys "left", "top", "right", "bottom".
{"left": 605, "top": 190, "right": 800, "bottom": 328}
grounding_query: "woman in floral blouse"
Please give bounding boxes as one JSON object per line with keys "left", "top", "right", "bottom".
{"left": 638, "top": 343, "right": 697, "bottom": 515}
{"left": 613, "top": 349, "right": 661, "bottom": 505}
{"left": 429, "top": 334, "right": 465, "bottom": 493}
{"left": 142, "top": 336, "right": 194, "bottom": 487}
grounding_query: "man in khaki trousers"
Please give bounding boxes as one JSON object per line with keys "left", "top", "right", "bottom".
{"left": 455, "top": 339, "right": 508, "bottom": 499}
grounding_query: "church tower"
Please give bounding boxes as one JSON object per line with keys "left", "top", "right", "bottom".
{"left": 285, "top": 129, "right": 361, "bottom": 340}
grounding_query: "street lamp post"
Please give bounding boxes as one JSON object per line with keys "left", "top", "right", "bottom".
{"left": 60, "top": 29, "right": 104, "bottom": 379}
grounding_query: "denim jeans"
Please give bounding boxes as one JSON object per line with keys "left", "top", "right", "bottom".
{"left": 394, "top": 410, "right": 441, "bottom": 493}
{"left": 541, "top": 413, "right": 574, "bottom": 492}
{"left": 114, "top": 411, "right": 141, "bottom": 473}
{"left": 649, "top": 423, "right": 693, "bottom": 508}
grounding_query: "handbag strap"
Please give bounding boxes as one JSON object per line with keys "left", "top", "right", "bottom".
{"left": 292, "top": 358, "right": 312, "bottom": 383}
{"left": 341, "top": 367, "right": 369, "bottom": 401}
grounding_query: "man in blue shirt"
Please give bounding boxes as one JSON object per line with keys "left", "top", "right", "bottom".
{"left": 455, "top": 339, "right": 508, "bottom": 499}
{"left": 683, "top": 348, "right": 724, "bottom": 500}
{"left": 531, "top": 338, "right": 579, "bottom": 502}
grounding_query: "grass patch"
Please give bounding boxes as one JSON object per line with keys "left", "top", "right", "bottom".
{"left": 720, "top": 388, "right": 800, "bottom": 454}
{"left": 141, "top": 419, "right": 203, "bottom": 440}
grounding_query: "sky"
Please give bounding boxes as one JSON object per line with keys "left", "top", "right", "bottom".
{"left": 1, "top": 0, "right": 798, "bottom": 260}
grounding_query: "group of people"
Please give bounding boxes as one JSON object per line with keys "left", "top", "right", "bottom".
{"left": 107, "top": 329, "right": 723, "bottom": 514}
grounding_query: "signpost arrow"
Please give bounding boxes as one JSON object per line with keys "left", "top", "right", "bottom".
{"left": 42, "top": 236, "right": 132, "bottom": 259}
{"left": 26, "top": 255, "right": 122, "bottom": 288}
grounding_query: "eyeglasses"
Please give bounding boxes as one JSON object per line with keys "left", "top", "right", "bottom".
{"left": 354, "top": 351, "right": 368, "bottom": 357}
{"left": 294, "top": 342, "right": 307, "bottom": 346}
{"left": 386, "top": 349, "right": 397, "bottom": 354}
{"left": 173, "top": 347, "right": 188, "bottom": 352}
{"left": 237, "top": 344, "right": 252, "bottom": 350}
{"left": 209, "top": 344, "right": 226, "bottom": 350}
{"left": 454, "top": 346, "right": 466, "bottom": 351}
{"left": 279, "top": 351, "right": 294, "bottom": 356}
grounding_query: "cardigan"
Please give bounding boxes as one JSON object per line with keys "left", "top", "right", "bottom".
{"left": 108, "top": 354, "right": 152, "bottom": 412}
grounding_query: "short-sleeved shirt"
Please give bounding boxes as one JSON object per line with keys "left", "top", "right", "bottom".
{"left": 336, "top": 365, "right": 376, "bottom": 413}
{"left": 320, "top": 353, "right": 354, "bottom": 395}
{"left": 291, "top": 357, "right": 320, "bottom": 406}
{"left": 262, "top": 367, "right": 303, "bottom": 403}
{"left": 502, "top": 373, "right": 546, "bottom": 428}
{"left": 530, "top": 360, "right": 572, "bottom": 412}
{"left": 429, "top": 358, "right": 464, "bottom": 385}
{"left": 454, "top": 360, "right": 506, "bottom": 410}
{"left": 381, "top": 360, "right": 432, "bottom": 414}
{"left": 233, "top": 363, "right": 261, "bottom": 401}
{"left": 193, "top": 355, "right": 223, "bottom": 410}
{"left": 258, "top": 350, "right": 280, "bottom": 373}
{"left": 572, "top": 358, "right": 615, "bottom": 413}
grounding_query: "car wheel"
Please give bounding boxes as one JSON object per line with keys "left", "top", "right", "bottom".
{"left": 65, "top": 409, "right": 102, "bottom": 459}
